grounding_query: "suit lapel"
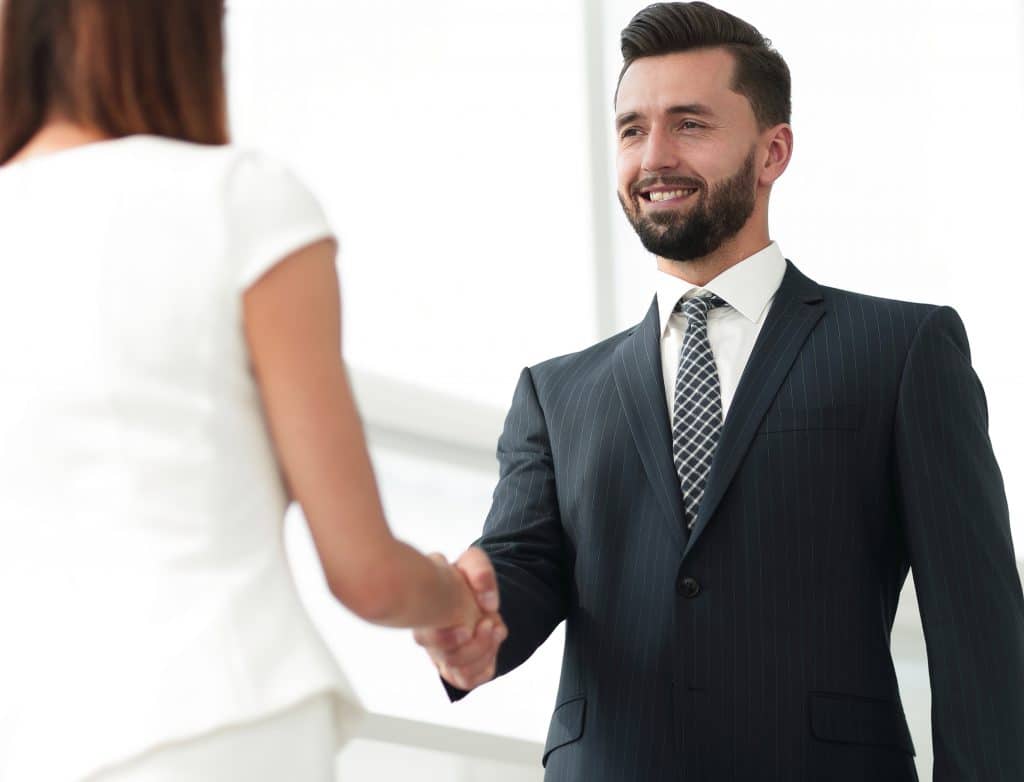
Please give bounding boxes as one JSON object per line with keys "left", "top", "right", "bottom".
{"left": 612, "top": 297, "right": 688, "bottom": 554}
{"left": 681, "top": 260, "right": 825, "bottom": 561}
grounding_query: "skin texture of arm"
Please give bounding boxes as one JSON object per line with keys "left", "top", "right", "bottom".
{"left": 242, "top": 238, "right": 479, "bottom": 630}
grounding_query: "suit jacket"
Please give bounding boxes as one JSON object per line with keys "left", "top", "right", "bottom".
{"left": 449, "top": 261, "right": 1024, "bottom": 781}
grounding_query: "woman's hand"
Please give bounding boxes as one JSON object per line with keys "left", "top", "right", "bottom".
{"left": 417, "top": 548, "right": 507, "bottom": 692}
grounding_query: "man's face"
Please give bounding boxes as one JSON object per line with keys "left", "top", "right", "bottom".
{"left": 615, "top": 48, "right": 763, "bottom": 262}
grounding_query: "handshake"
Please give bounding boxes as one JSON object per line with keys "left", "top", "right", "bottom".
{"left": 415, "top": 547, "right": 508, "bottom": 692}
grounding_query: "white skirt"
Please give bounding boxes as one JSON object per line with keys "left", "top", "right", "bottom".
{"left": 90, "top": 693, "right": 338, "bottom": 782}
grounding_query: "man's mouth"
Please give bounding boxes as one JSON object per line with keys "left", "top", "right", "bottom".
{"left": 639, "top": 187, "right": 699, "bottom": 204}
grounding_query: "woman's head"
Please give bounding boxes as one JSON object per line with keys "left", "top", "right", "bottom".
{"left": 0, "top": 0, "right": 228, "bottom": 164}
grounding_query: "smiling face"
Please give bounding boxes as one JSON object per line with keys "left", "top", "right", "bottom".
{"left": 615, "top": 47, "right": 783, "bottom": 267}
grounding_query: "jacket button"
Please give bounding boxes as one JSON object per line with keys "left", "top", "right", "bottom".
{"left": 677, "top": 575, "right": 701, "bottom": 598}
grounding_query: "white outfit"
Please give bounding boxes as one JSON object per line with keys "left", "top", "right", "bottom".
{"left": 0, "top": 136, "right": 360, "bottom": 781}
{"left": 655, "top": 241, "right": 787, "bottom": 420}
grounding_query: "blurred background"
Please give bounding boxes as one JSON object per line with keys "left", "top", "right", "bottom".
{"left": 224, "top": 0, "right": 1024, "bottom": 778}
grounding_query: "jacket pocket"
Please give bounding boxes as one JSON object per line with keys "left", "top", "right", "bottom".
{"left": 760, "top": 404, "right": 862, "bottom": 433}
{"left": 542, "top": 695, "right": 586, "bottom": 767}
{"left": 809, "top": 691, "right": 915, "bottom": 755}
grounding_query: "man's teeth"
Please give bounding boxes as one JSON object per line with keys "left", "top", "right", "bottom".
{"left": 648, "top": 189, "right": 694, "bottom": 202}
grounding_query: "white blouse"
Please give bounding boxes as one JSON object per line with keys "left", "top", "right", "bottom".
{"left": 0, "top": 136, "right": 360, "bottom": 781}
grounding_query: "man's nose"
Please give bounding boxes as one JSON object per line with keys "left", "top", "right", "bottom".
{"left": 640, "top": 127, "right": 679, "bottom": 172}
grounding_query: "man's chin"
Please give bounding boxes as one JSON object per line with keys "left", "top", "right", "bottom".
{"left": 636, "top": 223, "right": 713, "bottom": 262}
{"left": 641, "top": 242, "right": 698, "bottom": 263}
{"left": 646, "top": 213, "right": 686, "bottom": 228}
{"left": 653, "top": 249, "right": 704, "bottom": 264}
{"left": 636, "top": 213, "right": 690, "bottom": 235}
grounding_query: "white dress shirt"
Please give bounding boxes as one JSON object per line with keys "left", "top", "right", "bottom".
{"left": 656, "top": 241, "right": 787, "bottom": 423}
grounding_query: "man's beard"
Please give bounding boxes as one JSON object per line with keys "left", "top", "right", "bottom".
{"left": 618, "top": 147, "right": 758, "bottom": 263}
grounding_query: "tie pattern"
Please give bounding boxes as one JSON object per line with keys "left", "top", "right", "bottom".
{"left": 672, "top": 293, "right": 729, "bottom": 529}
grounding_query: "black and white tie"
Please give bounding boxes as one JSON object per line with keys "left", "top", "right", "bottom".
{"left": 672, "top": 294, "right": 729, "bottom": 529}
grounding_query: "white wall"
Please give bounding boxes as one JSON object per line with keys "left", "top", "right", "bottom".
{"left": 227, "top": 0, "right": 599, "bottom": 406}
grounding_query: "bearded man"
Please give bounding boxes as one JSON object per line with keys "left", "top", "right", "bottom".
{"left": 415, "top": 3, "right": 1024, "bottom": 780}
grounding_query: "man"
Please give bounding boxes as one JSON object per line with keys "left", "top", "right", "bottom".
{"left": 415, "top": 3, "right": 1024, "bottom": 780}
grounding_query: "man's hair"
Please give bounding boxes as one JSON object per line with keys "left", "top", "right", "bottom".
{"left": 617, "top": 2, "right": 791, "bottom": 130}
{"left": 0, "top": 0, "right": 228, "bottom": 164}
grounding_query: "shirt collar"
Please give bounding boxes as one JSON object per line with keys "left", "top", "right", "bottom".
{"left": 655, "top": 241, "right": 787, "bottom": 336}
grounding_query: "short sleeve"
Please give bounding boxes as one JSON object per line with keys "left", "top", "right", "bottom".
{"left": 224, "top": 150, "right": 335, "bottom": 290}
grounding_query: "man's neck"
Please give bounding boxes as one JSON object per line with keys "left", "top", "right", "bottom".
{"left": 656, "top": 232, "right": 772, "bottom": 287}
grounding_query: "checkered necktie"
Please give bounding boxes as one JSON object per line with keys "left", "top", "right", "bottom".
{"left": 672, "top": 293, "right": 729, "bottom": 529}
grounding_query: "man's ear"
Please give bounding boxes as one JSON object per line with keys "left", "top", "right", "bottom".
{"left": 760, "top": 123, "right": 793, "bottom": 188}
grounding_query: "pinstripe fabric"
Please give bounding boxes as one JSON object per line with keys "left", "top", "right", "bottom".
{"left": 448, "top": 261, "right": 1024, "bottom": 782}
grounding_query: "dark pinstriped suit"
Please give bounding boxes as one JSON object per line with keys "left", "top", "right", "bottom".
{"left": 449, "top": 260, "right": 1024, "bottom": 781}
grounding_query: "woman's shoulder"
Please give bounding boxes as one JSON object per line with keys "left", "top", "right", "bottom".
{"left": 43, "top": 135, "right": 306, "bottom": 191}
{"left": 91, "top": 138, "right": 327, "bottom": 235}
{"left": 0, "top": 135, "right": 300, "bottom": 200}
{"left": 0, "top": 135, "right": 332, "bottom": 278}
{"left": 142, "top": 138, "right": 319, "bottom": 211}
{"left": 113, "top": 136, "right": 299, "bottom": 187}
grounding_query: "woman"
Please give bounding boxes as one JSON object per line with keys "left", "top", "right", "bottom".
{"left": 0, "top": 2, "right": 502, "bottom": 780}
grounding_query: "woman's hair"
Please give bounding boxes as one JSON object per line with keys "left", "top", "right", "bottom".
{"left": 0, "top": 0, "right": 228, "bottom": 164}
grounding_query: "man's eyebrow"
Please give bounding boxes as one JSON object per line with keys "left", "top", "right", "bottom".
{"left": 614, "top": 111, "right": 642, "bottom": 130}
{"left": 615, "top": 103, "right": 717, "bottom": 130}
{"left": 666, "top": 103, "right": 716, "bottom": 118}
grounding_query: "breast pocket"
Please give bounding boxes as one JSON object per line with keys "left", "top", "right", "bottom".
{"left": 759, "top": 404, "right": 862, "bottom": 434}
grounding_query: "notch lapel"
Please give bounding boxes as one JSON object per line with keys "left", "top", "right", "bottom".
{"left": 682, "top": 261, "right": 826, "bottom": 561}
{"left": 612, "top": 297, "right": 688, "bottom": 554}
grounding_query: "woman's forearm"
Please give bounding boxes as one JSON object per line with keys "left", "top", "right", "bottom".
{"left": 329, "top": 537, "right": 473, "bottom": 630}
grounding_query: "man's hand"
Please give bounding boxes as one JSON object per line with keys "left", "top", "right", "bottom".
{"left": 414, "top": 547, "right": 507, "bottom": 692}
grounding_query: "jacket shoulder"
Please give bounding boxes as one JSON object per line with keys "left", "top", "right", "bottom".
{"left": 528, "top": 322, "right": 638, "bottom": 387}
{"left": 819, "top": 283, "right": 943, "bottom": 326}
{"left": 819, "top": 284, "right": 937, "bottom": 317}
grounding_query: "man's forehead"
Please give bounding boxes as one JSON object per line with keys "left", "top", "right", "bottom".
{"left": 615, "top": 48, "right": 737, "bottom": 111}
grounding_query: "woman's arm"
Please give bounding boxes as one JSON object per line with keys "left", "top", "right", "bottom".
{"left": 243, "top": 238, "right": 477, "bottom": 630}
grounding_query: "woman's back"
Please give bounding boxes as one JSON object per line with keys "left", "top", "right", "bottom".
{"left": 0, "top": 136, "right": 356, "bottom": 781}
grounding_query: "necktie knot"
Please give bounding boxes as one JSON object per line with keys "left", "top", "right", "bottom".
{"left": 674, "top": 293, "right": 729, "bottom": 323}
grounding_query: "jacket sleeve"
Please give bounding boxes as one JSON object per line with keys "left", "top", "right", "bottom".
{"left": 446, "top": 366, "right": 570, "bottom": 701}
{"left": 894, "top": 305, "right": 1024, "bottom": 780}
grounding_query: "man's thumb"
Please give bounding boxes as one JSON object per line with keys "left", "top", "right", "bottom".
{"left": 457, "top": 547, "right": 499, "bottom": 613}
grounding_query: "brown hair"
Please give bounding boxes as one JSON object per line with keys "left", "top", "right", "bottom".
{"left": 618, "top": 2, "right": 791, "bottom": 129}
{"left": 0, "top": 0, "right": 228, "bottom": 164}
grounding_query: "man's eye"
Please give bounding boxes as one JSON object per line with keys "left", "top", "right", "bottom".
{"left": 680, "top": 120, "right": 702, "bottom": 130}
{"left": 620, "top": 127, "right": 642, "bottom": 139}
